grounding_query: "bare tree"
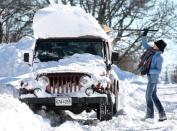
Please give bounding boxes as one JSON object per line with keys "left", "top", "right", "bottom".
{"left": 0, "top": 0, "right": 177, "bottom": 71}
{"left": 60, "top": 0, "right": 177, "bottom": 66}
{"left": 0, "top": 0, "right": 4, "bottom": 43}
{"left": 0, "top": 14, "right": 2, "bottom": 43}
{"left": 0, "top": 0, "right": 50, "bottom": 43}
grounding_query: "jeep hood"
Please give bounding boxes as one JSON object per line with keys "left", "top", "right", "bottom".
{"left": 33, "top": 53, "right": 107, "bottom": 76}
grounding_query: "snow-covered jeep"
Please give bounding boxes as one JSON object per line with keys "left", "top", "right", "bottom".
{"left": 19, "top": 5, "right": 119, "bottom": 121}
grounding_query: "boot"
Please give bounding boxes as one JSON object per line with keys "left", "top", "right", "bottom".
{"left": 158, "top": 112, "right": 167, "bottom": 121}
{"left": 141, "top": 114, "right": 154, "bottom": 121}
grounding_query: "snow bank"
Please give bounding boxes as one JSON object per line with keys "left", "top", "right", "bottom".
{"left": 0, "top": 44, "right": 177, "bottom": 130}
{"left": 112, "top": 64, "right": 146, "bottom": 82}
{"left": 0, "top": 38, "right": 34, "bottom": 77}
{"left": 1, "top": 82, "right": 177, "bottom": 131}
{"left": 33, "top": 4, "right": 109, "bottom": 40}
{"left": 0, "top": 94, "right": 52, "bottom": 131}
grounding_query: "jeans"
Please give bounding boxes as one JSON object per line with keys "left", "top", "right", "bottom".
{"left": 145, "top": 75, "right": 165, "bottom": 118}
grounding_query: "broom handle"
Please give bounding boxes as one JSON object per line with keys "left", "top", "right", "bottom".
{"left": 113, "top": 28, "right": 158, "bottom": 32}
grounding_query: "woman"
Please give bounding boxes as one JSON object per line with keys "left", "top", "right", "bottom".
{"left": 142, "top": 29, "right": 167, "bottom": 121}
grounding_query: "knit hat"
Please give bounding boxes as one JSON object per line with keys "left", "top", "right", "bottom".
{"left": 154, "top": 40, "right": 167, "bottom": 52}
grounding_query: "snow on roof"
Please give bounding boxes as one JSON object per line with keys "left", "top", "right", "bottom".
{"left": 33, "top": 4, "right": 109, "bottom": 40}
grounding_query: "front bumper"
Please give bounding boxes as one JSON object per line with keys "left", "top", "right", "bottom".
{"left": 20, "top": 96, "right": 107, "bottom": 110}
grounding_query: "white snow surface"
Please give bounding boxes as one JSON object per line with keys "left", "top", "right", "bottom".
{"left": 0, "top": 40, "right": 177, "bottom": 130}
{"left": 33, "top": 53, "right": 106, "bottom": 76}
{"left": 0, "top": 4, "right": 177, "bottom": 131}
{"left": 0, "top": 38, "right": 34, "bottom": 77}
{"left": 33, "top": 4, "right": 109, "bottom": 40}
{"left": 1, "top": 76, "right": 177, "bottom": 131}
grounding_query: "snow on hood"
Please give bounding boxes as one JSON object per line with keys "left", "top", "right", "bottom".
{"left": 33, "top": 4, "right": 109, "bottom": 40}
{"left": 34, "top": 53, "right": 107, "bottom": 76}
{"left": 21, "top": 54, "right": 110, "bottom": 98}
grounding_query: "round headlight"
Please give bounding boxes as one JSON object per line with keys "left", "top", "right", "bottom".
{"left": 38, "top": 76, "right": 49, "bottom": 87}
{"left": 85, "top": 87, "right": 94, "bottom": 96}
{"left": 79, "top": 76, "right": 92, "bottom": 87}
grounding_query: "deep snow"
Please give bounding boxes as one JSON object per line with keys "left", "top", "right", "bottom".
{"left": 33, "top": 4, "right": 109, "bottom": 40}
{"left": 0, "top": 40, "right": 177, "bottom": 130}
{"left": 1, "top": 74, "right": 177, "bottom": 131}
{"left": 0, "top": 3, "right": 177, "bottom": 131}
{"left": 0, "top": 40, "right": 176, "bottom": 130}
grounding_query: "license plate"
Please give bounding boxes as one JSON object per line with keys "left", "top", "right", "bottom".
{"left": 55, "top": 97, "right": 72, "bottom": 106}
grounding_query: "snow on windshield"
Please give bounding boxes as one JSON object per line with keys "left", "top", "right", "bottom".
{"left": 33, "top": 4, "right": 109, "bottom": 40}
{"left": 35, "top": 39, "right": 104, "bottom": 62}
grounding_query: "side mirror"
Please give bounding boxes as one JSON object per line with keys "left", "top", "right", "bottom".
{"left": 106, "top": 63, "right": 112, "bottom": 71}
{"left": 23, "top": 50, "right": 33, "bottom": 66}
{"left": 111, "top": 52, "right": 119, "bottom": 62}
{"left": 24, "top": 53, "right": 29, "bottom": 62}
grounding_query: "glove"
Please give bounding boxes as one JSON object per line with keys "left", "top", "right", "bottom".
{"left": 142, "top": 28, "right": 149, "bottom": 36}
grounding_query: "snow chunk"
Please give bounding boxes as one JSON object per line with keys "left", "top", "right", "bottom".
{"left": 33, "top": 4, "right": 109, "bottom": 40}
{"left": 0, "top": 84, "right": 19, "bottom": 98}
{"left": 0, "top": 94, "right": 51, "bottom": 131}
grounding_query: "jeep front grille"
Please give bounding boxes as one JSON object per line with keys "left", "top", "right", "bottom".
{"left": 41, "top": 73, "right": 89, "bottom": 94}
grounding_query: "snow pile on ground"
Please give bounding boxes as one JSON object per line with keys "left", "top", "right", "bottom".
{"left": 0, "top": 40, "right": 177, "bottom": 131}
{"left": 0, "top": 38, "right": 34, "bottom": 77}
{"left": 0, "top": 94, "right": 52, "bottom": 131}
{"left": 1, "top": 76, "right": 177, "bottom": 131}
{"left": 0, "top": 40, "right": 177, "bottom": 130}
{"left": 33, "top": 4, "right": 109, "bottom": 40}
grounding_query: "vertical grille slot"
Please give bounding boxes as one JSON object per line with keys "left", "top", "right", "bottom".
{"left": 45, "top": 73, "right": 89, "bottom": 94}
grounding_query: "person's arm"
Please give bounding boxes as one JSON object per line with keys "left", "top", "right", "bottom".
{"left": 142, "top": 28, "right": 151, "bottom": 50}
{"left": 142, "top": 36, "right": 151, "bottom": 50}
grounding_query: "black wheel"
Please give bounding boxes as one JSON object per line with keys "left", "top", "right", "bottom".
{"left": 113, "top": 94, "right": 118, "bottom": 115}
{"left": 105, "top": 91, "right": 113, "bottom": 120}
{"left": 71, "top": 108, "right": 84, "bottom": 114}
{"left": 113, "top": 80, "right": 119, "bottom": 115}
{"left": 97, "top": 103, "right": 106, "bottom": 121}
{"left": 28, "top": 104, "right": 41, "bottom": 112}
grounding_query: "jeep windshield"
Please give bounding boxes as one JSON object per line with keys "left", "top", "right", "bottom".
{"left": 34, "top": 38, "right": 104, "bottom": 62}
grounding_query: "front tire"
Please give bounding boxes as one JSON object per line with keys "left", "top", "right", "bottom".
{"left": 105, "top": 91, "right": 113, "bottom": 120}
{"left": 97, "top": 92, "right": 113, "bottom": 121}
{"left": 97, "top": 103, "right": 106, "bottom": 121}
{"left": 113, "top": 93, "right": 118, "bottom": 115}
{"left": 113, "top": 80, "right": 119, "bottom": 115}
